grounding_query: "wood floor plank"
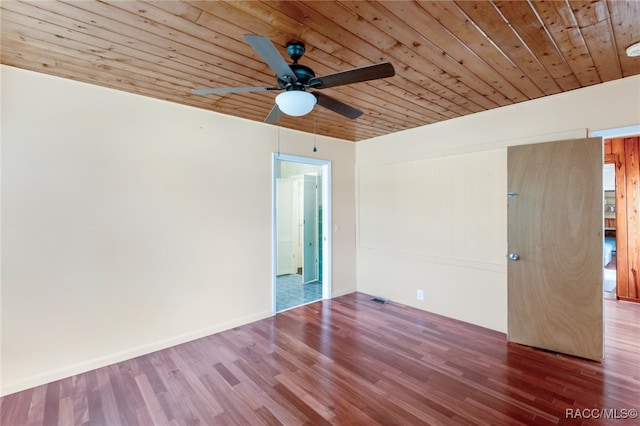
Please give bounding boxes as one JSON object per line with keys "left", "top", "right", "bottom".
{"left": 2, "top": 293, "right": 639, "bottom": 425}
{"left": 70, "top": 375, "right": 89, "bottom": 425}
{"left": 25, "top": 386, "right": 45, "bottom": 426}
{"left": 133, "top": 375, "right": 170, "bottom": 426}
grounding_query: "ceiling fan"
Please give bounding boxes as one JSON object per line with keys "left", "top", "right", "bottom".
{"left": 192, "top": 34, "right": 395, "bottom": 122}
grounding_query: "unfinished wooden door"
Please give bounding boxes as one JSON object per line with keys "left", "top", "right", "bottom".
{"left": 508, "top": 137, "right": 603, "bottom": 361}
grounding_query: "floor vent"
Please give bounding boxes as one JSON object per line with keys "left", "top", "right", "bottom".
{"left": 371, "top": 296, "right": 389, "bottom": 304}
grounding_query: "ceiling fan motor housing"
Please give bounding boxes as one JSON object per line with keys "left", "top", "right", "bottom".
{"left": 278, "top": 63, "right": 316, "bottom": 91}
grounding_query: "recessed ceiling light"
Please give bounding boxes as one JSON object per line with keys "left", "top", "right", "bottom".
{"left": 626, "top": 42, "right": 640, "bottom": 57}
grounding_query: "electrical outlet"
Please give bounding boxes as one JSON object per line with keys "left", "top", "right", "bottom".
{"left": 417, "top": 289, "right": 424, "bottom": 301}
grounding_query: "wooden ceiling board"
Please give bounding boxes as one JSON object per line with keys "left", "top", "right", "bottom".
{"left": 609, "top": 0, "right": 640, "bottom": 77}
{"left": 345, "top": 2, "right": 500, "bottom": 113}
{"left": 418, "top": 1, "right": 546, "bottom": 100}
{"left": 495, "top": 1, "right": 583, "bottom": 92}
{"left": 2, "top": 0, "right": 639, "bottom": 142}
{"left": 530, "top": 0, "right": 602, "bottom": 87}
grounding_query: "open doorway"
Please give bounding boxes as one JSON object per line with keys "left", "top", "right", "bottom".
{"left": 603, "top": 135, "right": 640, "bottom": 303}
{"left": 603, "top": 162, "right": 616, "bottom": 299}
{"left": 272, "top": 154, "right": 331, "bottom": 313}
{"left": 595, "top": 125, "right": 640, "bottom": 304}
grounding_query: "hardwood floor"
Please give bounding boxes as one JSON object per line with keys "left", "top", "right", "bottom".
{"left": 2, "top": 293, "right": 639, "bottom": 425}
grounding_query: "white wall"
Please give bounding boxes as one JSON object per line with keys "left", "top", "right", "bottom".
{"left": 356, "top": 76, "right": 640, "bottom": 333}
{"left": 0, "top": 65, "right": 356, "bottom": 395}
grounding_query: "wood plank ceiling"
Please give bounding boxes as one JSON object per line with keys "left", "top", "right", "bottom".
{"left": 2, "top": 1, "right": 639, "bottom": 142}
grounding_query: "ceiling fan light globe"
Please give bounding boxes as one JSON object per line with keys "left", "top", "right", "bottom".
{"left": 275, "top": 91, "right": 316, "bottom": 116}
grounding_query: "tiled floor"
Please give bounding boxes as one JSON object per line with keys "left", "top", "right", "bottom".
{"left": 276, "top": 274, "right": 322, "bottom": 312}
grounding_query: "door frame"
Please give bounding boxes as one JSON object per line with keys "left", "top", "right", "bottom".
{"left": 272, "top": 153, "right": 332, "bottom": 314}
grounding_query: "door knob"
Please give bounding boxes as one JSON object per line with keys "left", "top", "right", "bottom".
{"left": 508, "top": 253, "right": 520, "bottom": 261}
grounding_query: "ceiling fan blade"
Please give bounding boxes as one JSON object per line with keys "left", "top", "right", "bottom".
{"left": 314, "top": 93, "right": 363, "bottom": 119}
{"left": 264, "top": 104, "right": 282, "bottom": 123}
{"left": 309, "top": 62, "right": 395, "bottom": 89}
{"left": 191, "top": 86, "right": 278, "bottom": 95}
{"left": 243, "top": 34, "right": 297, "bottom": 83}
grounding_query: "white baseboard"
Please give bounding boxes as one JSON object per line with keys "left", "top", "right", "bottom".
{"left": 332, "top": 287, "right": 357, "bottom": 298}
{"left": 1, "top": 310, "right": 273, "bottom": 397}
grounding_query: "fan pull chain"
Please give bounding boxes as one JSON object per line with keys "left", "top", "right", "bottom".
{"left": 313, "top": 113, "right": 317, "bottom": 153}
